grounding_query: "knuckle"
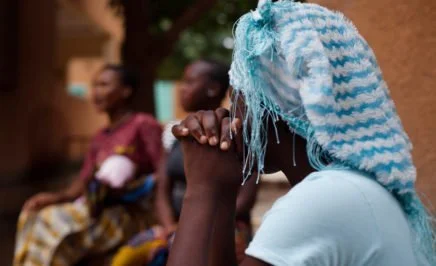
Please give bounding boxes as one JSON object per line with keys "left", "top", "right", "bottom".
{"left": 222, "top": 117, "right": 231, "bottom": 126}
{"left": 186, "top": 114, "right": 197, "bottom": 122}
{"left": 196, "top": 110, "right": 205, "bottom": 118}
{"left": 216, "top": 107, "right": 229, "bottom": 116}
{"left": 204, "top": 110, "right": 215, "bottom": 118}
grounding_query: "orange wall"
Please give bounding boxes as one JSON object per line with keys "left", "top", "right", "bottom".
{"left": 0, "top": 0, "right": 56, "bottom": 177}
{"left": 311, "top": 0, "right": 436, "bottom": 204}
{"left": 0, "top": 0, "right": 108, "bottom": 179}
{"left": 2, "top": 0, "right": 435, "bottom": 209}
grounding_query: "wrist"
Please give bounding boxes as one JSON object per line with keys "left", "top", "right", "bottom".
{"left": 57, "top": 191, "right": 76, "bottom": 202}
{"left": 166, "top": 224, "right": 178, "bottom": 234}
{"left": 185, "top": 184, "right": 238, "bottom": 205}
{"left": 162, "top": 220, "right": 177, "bottom": 232}
{"left": 54, "top": 193, "right": 68, "bottom": 203}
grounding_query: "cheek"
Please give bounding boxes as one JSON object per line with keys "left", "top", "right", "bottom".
{"left": 107, "top": 91, "right": 124, "bottom": 105}
{"left": 90, "top": 90, "right": 98, "bottom": 101}
{"left": 95, "top": 86, "right": 112, "bottom": 100}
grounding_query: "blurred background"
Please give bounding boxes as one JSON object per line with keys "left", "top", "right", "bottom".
{"left": 0, "top": 0, "right": 435, "bottom": 263}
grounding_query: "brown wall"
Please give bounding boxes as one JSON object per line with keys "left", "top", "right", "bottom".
{"left": 0, "top": 0, "right": 57, "bottom": 178}
{"left": 1, "top": 0, "right": 434, "bottom": 207}
{"left": 0, "top": 0, "right": 114, "bottom": 213}
{"left": 311, "top": 0, "right": 436, "bottom": 205}
{"left": 0, "top": 1, "right": 108, "bottom": 181}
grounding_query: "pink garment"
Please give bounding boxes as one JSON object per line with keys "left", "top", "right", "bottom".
{"left": 79, "top": 113, "right": 162, "bottom": 182}
{"left": 95, "top": 155, "right": 136, "bottom": 188}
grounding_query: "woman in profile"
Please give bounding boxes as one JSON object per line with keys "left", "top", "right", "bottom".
{"left": 14, "top": 65, "right": 162, "bottom": 265}
{"left": 167, "top": 1, "right": 435, "bottom": 266}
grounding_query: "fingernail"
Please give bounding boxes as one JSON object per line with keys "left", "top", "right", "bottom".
{"left": 220, "top": 141, "right": 229, "bottom": 150}
{"left": 200, "top": 135, "right": 208, "bottom": 144}
{"left": 209, "top": 136, "right": 218, "bottom": 146}
{"left": 181, "top": 128, "right": 189, "bottom": 135}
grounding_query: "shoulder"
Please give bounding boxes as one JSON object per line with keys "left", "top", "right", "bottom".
{"left": 133, "top": 113, "right": 161, "bottom": 126}
{"left": 246, "top": 170, "right": 383, "bottom": 265}
{"left": 270, "top": 170, "right": 381, "bottom": 218}
{"left": 131, "top": 113, "right": 162, "bottom": 134}
{"left": 252, "top": 170, "right": 383, "bottom": 242}
{"left": 90, "top": 128, "right": 107, "bottom": 145}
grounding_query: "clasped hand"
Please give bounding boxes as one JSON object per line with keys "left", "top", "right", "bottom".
{"left": 172, "top": 108, "right": 244, "bottom": 196}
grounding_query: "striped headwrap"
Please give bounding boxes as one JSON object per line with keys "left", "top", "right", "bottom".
{"left": 229, "top": 1, "right": 435, "bottom": 265}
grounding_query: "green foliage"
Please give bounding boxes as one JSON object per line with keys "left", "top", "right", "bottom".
{"left": 157, "top": 0, "right": 258, "bottom": 79}
{"left": 109, "top": 0, "right": 305, "bottom": 80}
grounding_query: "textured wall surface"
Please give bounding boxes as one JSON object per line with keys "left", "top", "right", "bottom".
{"left": 0, "top": 0, "right": 56, "bottom": 175}
{"left": 310, "top": 0, "right": 436, "bottom": 205}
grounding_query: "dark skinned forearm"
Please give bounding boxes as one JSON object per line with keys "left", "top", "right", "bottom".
{"left": 167, "top": 186, "right": 221, "bottom": 266}
{"left": 236, "top": 176, "right": 258, "bottom": 217}
{"left": 154, "top": 153, "right": 177, "bottom": 229}
{"left": 59, "top": 177, "right": 86, "bottom": 202}
{"left": 155, "top": 176, "right": 177, "bottom": 229}
{"left": 208, "top": 192, "right": 238, "bottom": 266}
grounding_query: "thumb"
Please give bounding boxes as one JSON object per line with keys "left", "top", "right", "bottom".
{"left": 172, "top": 124, "right": 189, "bottom": 140}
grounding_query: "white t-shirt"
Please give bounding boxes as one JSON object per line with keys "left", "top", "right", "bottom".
{"left": 246, "top": 169, "right": 416, "bottom": 266}
{"left": 162, "top": 120, "right": 180, "bottom": 152}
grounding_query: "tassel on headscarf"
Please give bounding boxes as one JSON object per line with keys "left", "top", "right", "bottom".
{"left": 230, "top": 0, "right": 435, "bottom": 264}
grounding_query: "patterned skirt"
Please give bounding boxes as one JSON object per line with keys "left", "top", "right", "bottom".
{"left": 13, "top": 200, "right": 153, "bottom": 266}
{"left": 111, "top": 219, "right": 253, "bottom": 266}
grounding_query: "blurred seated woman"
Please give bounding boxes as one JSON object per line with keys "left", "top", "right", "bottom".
{"left": 13, "top": 64, "right": 162, "bottom": 266}
{"left": 157, "top": 59, "right": 257, "bottom": 241}
{"left": 112, "top": 59, "right": 257, "bottom": 266}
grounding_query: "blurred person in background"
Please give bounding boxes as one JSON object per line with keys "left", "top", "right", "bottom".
{"left": 112, "top": 59, "right": 257, "bottom": 266}
{"left": 14, "top": 64, "right": 163, "bottom": 266}
{"left": 157, "top": 59, "right": 257, "bottom": 243}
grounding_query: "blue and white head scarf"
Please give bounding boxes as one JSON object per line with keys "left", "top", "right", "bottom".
{"left": 229, "top": 1, "right": 435, "bottom": 264}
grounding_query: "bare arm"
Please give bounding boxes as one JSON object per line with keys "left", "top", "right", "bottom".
{"left": 207, "top": 193, "right": 238, "bottom": 266}
{"left": 207, "top": 175, "right": 257, "bottom": 266}
{"left": 23, "top": 145, "right": 93, "bottom": 211}
{"left": 166, "top": 142, "right": 268, "bottom": 266}
{"left": 168, "top": 180, "right": 268, "bottom": 266}
{"left": 60, "top": 177, "right": 87, "bottom": 201}
{"left": 154, "top": 152, "right": 177, "bottom": 231}
{"left": 167, "top": 111, "right": 269, "bottom": 266}
{"left": 22, "top": 174, "right": 88, "bottom": 211}
{"left": 236, "top": 176, "right": 258, "bottom": 217}
{"left": 167, "top": 184, "right": 224, "bottom": 266}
